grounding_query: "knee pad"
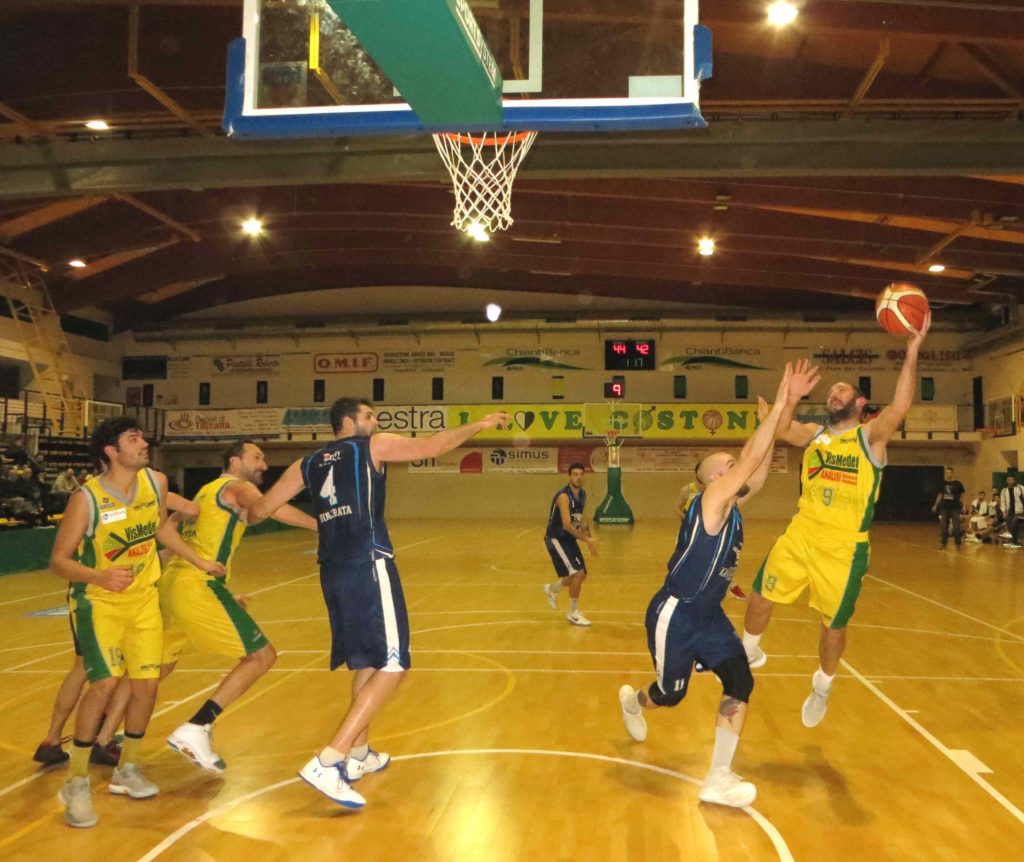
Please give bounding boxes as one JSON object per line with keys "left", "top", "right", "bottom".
{"left": 712, "top": 653, "right": 754, "bottom": 703}
{"left": 647, "top": 680, "right": 686, "bottom": 708}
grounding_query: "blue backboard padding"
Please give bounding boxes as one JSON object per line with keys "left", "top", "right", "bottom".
{"left": 223, "top": 36, "right": 709, "bottom": 138}
{"left": 694, "top": 25, "right": 713, "bottom": 81}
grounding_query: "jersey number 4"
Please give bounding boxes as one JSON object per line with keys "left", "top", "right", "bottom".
{"left": 320, "top": 466, "right": 338, "bottom": 506}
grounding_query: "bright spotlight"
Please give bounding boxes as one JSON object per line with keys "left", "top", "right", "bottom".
{"left": 466, "top": 222, "right": 490, "bottom": 242}
{"left": 84, "top": 119, "right": 109, "bottom": 131}
{"left": 927, "top": 263, "right": 946, "bottom": 273}
{"left": 767, "top": 1, "right": 798, "bottom": 26}
{"left": 486, "top": 303, "right": 502, "bottom": 322}
{"left": 697, "top": 237, "right": 715, "bottom": 256}
{"left": 241, "top": 217, "right": 263, "bottom": 236}
{"left": 68, "top": 259, "right": 87, "bottom": 268}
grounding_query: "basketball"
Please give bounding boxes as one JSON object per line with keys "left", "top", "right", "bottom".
{"left": 875, "top": 282, "right": 929, "bottom": 335}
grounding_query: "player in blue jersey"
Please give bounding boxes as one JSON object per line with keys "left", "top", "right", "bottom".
{"left": 248, "top": 397, "right": 508, "bottom": 810}
{"left": 617, "top": 363, "right": 794, "bottom": 808}
{"left": 543, "top": 462, "right": 598, "bottom": 626}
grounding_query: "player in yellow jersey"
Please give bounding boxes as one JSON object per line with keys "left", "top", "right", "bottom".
{"left": 161, "top": 439, "right": 317, "bottom": 772}
{"left": 674, "top": 478, "right": 703, "bottom": 518}
{"left": 49, "top": 417, "right": 225, "bottom": 828}
{"left": 742, "top": 317, "right": 929, "bottom": 728}
{"left": 34, "top": 490, "right": 199, "bottom": 770}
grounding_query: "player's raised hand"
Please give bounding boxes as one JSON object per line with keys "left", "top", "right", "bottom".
{"left": 786, "top": 358, "right": 821, "bottom": 403}
{"left": 481, "top": 411, "right": 511, "bottom": 430}
{"left": 195, "top": 558, "right": 227, "bottom": 577}
{"left": 908, "top": 310, "right": 931, "bottom": 347}
{"left": 756, "top": 395, "right": 770, "bottom": 422}
{"left": 97, "top": 566, "right": 134, "bottom": 593}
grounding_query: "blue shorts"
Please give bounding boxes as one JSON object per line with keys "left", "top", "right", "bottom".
{"left": 645, "top": 588, "right": 745, "bottom": 699}
{"left": 320, "top": 557, "right": 411, "bottom": 672}
{"left": 545, "top": 536, "right": 585, "bottom": 579}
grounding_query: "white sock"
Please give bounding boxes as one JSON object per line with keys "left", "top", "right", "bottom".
{"left": 813, "top": 668, "right": 835, "bottom": 690}
{"left": 710, "top": 726, "right": 740, "bottom": 773}
{"left": 742, "top": 631, "right": 762, "bottom": 652}
{"left": 549, "top": 580, "right": 564, "bottom": 593}
{"left": 569, "top": 598, "right": 579, "bottom": 613}
{"left": 349, "top": 744, "right": 369, "bottom": 761}
{"left": 319, "top": 745, "right": 346, "bottom": 766}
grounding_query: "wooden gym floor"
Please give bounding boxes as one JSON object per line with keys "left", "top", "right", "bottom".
{"left": 1, "top": 517, "right": 1023, "bottom": 861}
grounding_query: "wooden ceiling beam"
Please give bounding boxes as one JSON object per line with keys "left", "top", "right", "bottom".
{"left": 0, "top": 196, "right": 108, "bottom": 242}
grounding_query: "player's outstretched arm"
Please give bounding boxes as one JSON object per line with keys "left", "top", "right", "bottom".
{"left": 867, "top": 312, "right": 930, "bottom": 454}
{"left": 557, "top": 493, "right": 598, "bottom": 555}
{"left": 246, "top": 459, "right": 306, "bottom": 525}
{"left": 738, "top": 397, "right": 780, "bottom": 505}
{"left": 370, "top": 412, "right": 510, "bottom": 465}
{"left": 166, "top": 491, "right": 199, "bottom": 518}
{"left": 232, "top": 481, "right": 317, "bottom": 532}
{"left": 767, "top": 357, "right": 821, "bottom": 448}
{"left": 49, "top": 491, "right": 133, "bottom": 592}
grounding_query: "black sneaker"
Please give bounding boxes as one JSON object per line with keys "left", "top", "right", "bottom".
{"left": 90, "top": 740, "right": 121, "bottom": 766}
{"left": 33, "top": 741, "right": 69, "bottom": 768}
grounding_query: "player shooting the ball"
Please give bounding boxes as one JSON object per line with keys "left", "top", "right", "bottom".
{"left": 742, "top": 306, "right": 930, "bottom": 729}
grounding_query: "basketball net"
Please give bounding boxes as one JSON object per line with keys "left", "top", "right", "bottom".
{"left": 432, "top": 131, "right": 538, "bottom": 234}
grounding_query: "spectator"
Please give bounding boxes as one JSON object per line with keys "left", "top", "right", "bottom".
{"left": 4, "top": 436, "right": 31, "bottom": 466}
{"left": 50, "top": 468, "right": 80, "bottom": 511}
{"left": 999, "top": 475, "right": 1024, "bottom": 548}
{"left": 965, "top": 491, "right": 995, "bottom": 544}
{"left": 933, "top": 467, "right": 965, "bottom": 550}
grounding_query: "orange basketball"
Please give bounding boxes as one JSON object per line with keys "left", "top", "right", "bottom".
{"left": 875, "top": 282, "right": 929, "bottom": 335}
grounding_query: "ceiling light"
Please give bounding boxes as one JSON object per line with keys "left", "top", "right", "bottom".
{"left": 697, "top": 237, "right": 715, "bottom": 256}
{"left": 927, "top": 263, "right": 946, "bottom": 273}
{"left": 84, "top": 119, "right": 109, "bottom": 131}
{"left": 466, "top": 222, "right": 489, "bottom": 242}
{"left": 68, "top": 259, "right": 87, "bottom": 268}
{"left": 241, "top": 217, "right": 263, "bottom": 236}
{"left": 485, "top": 303, "right": 502, "bottom": 322}
{"left": 767, "top": 1, "right": 798, "bottom": 27}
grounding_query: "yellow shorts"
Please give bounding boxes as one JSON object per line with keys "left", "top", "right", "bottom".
{"left": 160, "top": 566, "right": 269, "bottom": 665}
{"left": 69, "top": 584, "right": 163, "bottom": 682}
{"left": 753, "top": 517, "right": 870, "bottom": 629}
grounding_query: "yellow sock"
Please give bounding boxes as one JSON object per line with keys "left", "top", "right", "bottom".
{"left": 121, "top": 734, "right": 143, "bottom": 766}
{"left": 69, "top": 743, "right": 91, "bottom": 779}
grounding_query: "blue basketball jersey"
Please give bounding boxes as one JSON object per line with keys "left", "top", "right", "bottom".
{"left": 301, "top": 435, "right": 392, "bottom": 565}
{"left": 545, "top": 484, "right": 586, "bottom": 539}
{"left": 662, "top": 493, "right": 743, "bottom": 608}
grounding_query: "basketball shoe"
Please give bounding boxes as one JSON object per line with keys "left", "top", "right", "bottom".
{"left": 618, "top": 685, "right": 647, "bottom": 742}
{"left": 299, "top": 756, "right": 366, "bottom": 809}
{"left": 59, "top": 776, "right": 98, "bottom": 828}
{"left": 345, "top": 749, "right": 391, "bottom": 781}
{"left": 698, "top": 767, "right": 757, "bottom": 808}
{"left": 168, "top": 722, "right": 226, "bottom": 773}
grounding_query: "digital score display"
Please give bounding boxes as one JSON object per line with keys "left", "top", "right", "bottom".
{"left": 604, "top": 339, "right": 656, "bottom": 370}
{"left": 604, "top": 381, "right": 625, "bottom": 399}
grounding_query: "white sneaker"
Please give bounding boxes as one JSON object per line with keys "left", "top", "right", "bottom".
{"left": 966, "top": 534, "right": 981, "bottom": 544}
{"left": 59, "top": 776, "right": 98, "bottom": 828}
{"left": 345, "top": 749, "right": 391, "bottom": 781}
{"left": 168, "top": 722, "right": 226, "bottom": 773}
{"left": 109, "top": 763, "right": 159, "bottom": 798}
{"left": 999, "top": 531, "right": 1013, "bottom": 539}
{"left": 1006, "top": 543, "right": 1022, "bottom": 550}
{"left": 298, "top": 756, "right": 366, "bottom": 809}
{"left": 566, "top": 610, "right": 592, "bottom": 626}
{"left": 746, "top": 646, "right": 767, "bottom": 669}
{"left": 698, "top": 767, "right": 757, "bottom": 808}
{"left": 543, "top": 584, "right": 558, "bottom": 610}
{"left": 618, "top": 685, "right": 647, "bottom": 742}
{"left": 801, "top": 681, "right": 832, "bottom": 728}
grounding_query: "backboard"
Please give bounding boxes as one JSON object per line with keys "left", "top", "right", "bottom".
{"left": 224, "top": 0, "right": 712, "bottom": 137}
{"left": 582, "top": 402, "right": 648, "bottom": 440}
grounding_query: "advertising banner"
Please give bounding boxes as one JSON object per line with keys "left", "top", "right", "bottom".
{"left": 164, "top": 408, "right": 284, "bottom": 438}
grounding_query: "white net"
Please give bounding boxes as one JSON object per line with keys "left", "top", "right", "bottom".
{"left": 432, "top": 131, "right": 538, "bottom": 233}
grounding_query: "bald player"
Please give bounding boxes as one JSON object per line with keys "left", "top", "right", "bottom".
{"left": 617, "top": 363, "right": 794, "bottom": 808}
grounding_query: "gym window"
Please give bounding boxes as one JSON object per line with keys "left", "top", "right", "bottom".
{"left": 198, "top": 382, "right": 210, "bottom": 406}
{"left": 372, "top": 378, "right": 385, "bottom": 401}
{"left": 313, "top": 379, "right": 325, "bottom": 403}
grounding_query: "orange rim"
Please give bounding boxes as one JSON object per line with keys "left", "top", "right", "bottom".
{"left": 440, "top": 131, "right": 537, "bottom": 146}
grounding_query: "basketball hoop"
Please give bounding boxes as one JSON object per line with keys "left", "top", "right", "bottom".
{"left": 978, "top": 427, "right": 998, "bottom": 440}
{"left": 432, "top": 131, "right": 538, "bottom": 234}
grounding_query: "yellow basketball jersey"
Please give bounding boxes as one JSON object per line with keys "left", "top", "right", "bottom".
{"left": 798, "top": 424, "right": 883, "bottom": 535}
{"left": 75, "top": 468, "right": 162, "bottom": 596}
{"left": 166, "top": 475, "right": 246, "bottom": 580}
{"left": 681, "top": 481, "right": 699, "bottom": 513}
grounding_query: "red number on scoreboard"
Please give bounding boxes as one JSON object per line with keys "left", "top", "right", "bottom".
{"left": 613, "top": 342, "right": 627, "bottom": 354}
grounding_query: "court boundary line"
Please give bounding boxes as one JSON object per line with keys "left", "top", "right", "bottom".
{"left": 135, "top": 749, "right": 794, "bottom": 862}
{"left": 841, "top": 657, "right": 1024, "bottom": 827}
